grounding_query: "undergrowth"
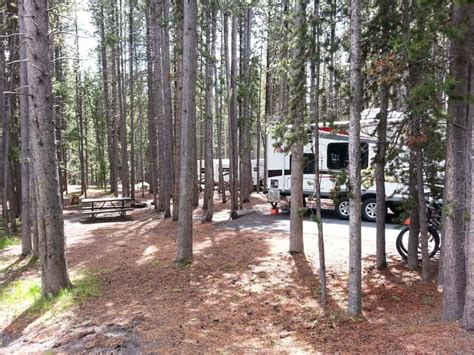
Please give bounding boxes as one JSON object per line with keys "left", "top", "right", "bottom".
{"left": 0, "top": 236, "right": 21, "bottom": 250}
{"left": 0, "top": 271, "right": 101, "bottom": 320}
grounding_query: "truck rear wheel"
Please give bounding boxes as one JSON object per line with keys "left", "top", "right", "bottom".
{"left": 335, "top": 198, "right": 350, "bottom": 220}
{"left": 362, "top": 197, "right": 377, "bottom": 222}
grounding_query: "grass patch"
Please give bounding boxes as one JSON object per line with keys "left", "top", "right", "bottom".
{"left": 0, "top": 236, "right": 21, "bottom": 250}
{"left": 0, "top": 271, "right": 101, "bottom": 320}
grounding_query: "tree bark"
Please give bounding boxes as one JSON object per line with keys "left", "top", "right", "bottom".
{"left": 129, "top": 0, "right": 136, "bottom": 200}
{"left": 110, "top": 21, "right": 119, "bottom": 197}
{"left": 465, "top": 52, "right": 474, "bottom": 329}
{"left": 288, "top": 0, "right": 307, "bottom": 255}
{"left": 18, "top": 8, "right": 31, "bottom": 255}
{"left": 176, "top": 0, "right": 198, "bottom": 264}
{"left": 310, "top": 0, "right": 327, "bottom": 306}
{"left": 0, "top": 34, "right": 10, "bottom": 237}
{"left": 375, "top": 84, "right": 388, "bottom": 270}
{"left": 161, "top": 0, "right": 174, "bottom": 217}
{"left": 172, "top": 0, "right": 183, "bottom": 220}
{"left": 146, "top": 0, "right": 158, "bottom": 206}
{"left": 117, "top": 26, "right": 129, "bottom": 198}
{"left": 151, "top": 0, "right": 165, "bottom": 212}
{"left": 22, "top": 0, "right": 71, "bottom": 296}
{"left": 99, "top": 2, "right": 116, "bottom": 195}
{"left": 415, "top": 145, "right": 430, "bottom": 282}
{"left": 217, "top": 12, "right": 226, "bottom": 204}
{"left": 75, "top": 14, "right": 87, "bottom": 198}
{"left": 228, "top": 14, "right": 240, "bottom": 217}
{"left": 443, "top": 0, "right": 472, "bottom": 322}
{"left": 407, "top": 137, "right": 420, "bottom": 270}
{"left": 203, "top": 4, "right": 215, "bottom": 221}
{"left": 264, "top": 0, "right": 273, "bottom": 190}
{"left": 348, "top": 0, "right": 363, "bottom": 315}
{"left": 239, "top": 7, "right": 253, "bottom": 204}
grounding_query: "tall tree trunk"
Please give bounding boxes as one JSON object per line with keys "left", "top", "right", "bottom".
{"left": 161, "top": 0, "right": 174, "bottom": 217}
{"left": 139, "top": 106, "right": 145, "bottom": 198}
{"left": 129, "top": 0, "right": 136, "bottom": 201}
{"left": 375, "top": 84, "right": 388, "bottom": 270}
{"left": 288, "top": 0, "right": 307, "bottom": 255}
{"left": 264, "top": 0, "right": 273, "bottom": 190}
{"left": 176, "top": 0, "right": 198, "bottom": 264}
{"left": 348, "top": 0, "right": 363, "bottom": 316}
{"left": 416, "top": 146, "right": 430, "bottom": 281}
{"left": 99, "top": 3, "right": 115, "bottom": 194}
{"left": 22, "top": 0, "right": 71, "bottom": 295}
{"left": 443, "top": 0, "right": 472, "bottom": 322}
{"left": 464, "top": 31, "right": 474, "bottom": 328}
{"left": 19, "top": 9, "right": 31, "bottom": 255}
{"left": 228, "top": 14, "right": 239, "bottom": 217}
{"left": 117, "top": 17, "right": 129, "bottom": 198}
{"left": 203, "top": 4, "right": 215, "bottom": 221}
{"left": 111, "top": 34, "right": 119, "bottom": 197}
{"left": 0, "top": 35, "right": 10, "bottom": 236}
{"left": 374, "top": 0, "right": 392, "bottom": 271}
{"left": 404, "top": 0, "right": 420, "bottom": 271}
{"left": 239, "top": 7, "right": 253, "bottom": 204}
{"left": 75, "top": 14, "right": 87, "bottom": 197}
{"left": 217, "top": 13, "right": 226, "bottom": 204}
{"left": 310, "top": 0, "right": 327, "bottom": 306}
{"left": 407, "top": 139, "right": 420, "bottom": 270}
{"left": 256, "top": 63, "right": 261, "bottom": 193}
{"left": 146, "top": 1, "right": 158, "bottom": 206}
{"left": 151, "top": 0, "right": 165, "bottom": 212}
{"left": 328, "top": 0, "right": 336, "bottom": 118}
{"left": 30, "top": 173, "right": 39, "bottom": 257}
{"left": 173, "top": 0, "right": 184, "bottom": 220}
{"left": 0, "top": 34, "right": 17, "bottom": 235}
{"left": 280, "top": 0, "right": 290, "bottom": 117}
{"left": 54, "top": 32, "right": 67, "bottom": 199}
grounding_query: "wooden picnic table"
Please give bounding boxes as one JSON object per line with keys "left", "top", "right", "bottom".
{"left": 81, "top": 196, "right": 133, "bottom": 219}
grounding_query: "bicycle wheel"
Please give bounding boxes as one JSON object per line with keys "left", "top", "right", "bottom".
{"left": 396, "top": 226, "right": 440, "bottom": 260}
{"left": 396, "top": 227, "right": 410, "bottom": 259}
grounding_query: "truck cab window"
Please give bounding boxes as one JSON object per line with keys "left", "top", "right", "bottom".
{"left": 327, "top": 143, "right": 369, "bottom": 169}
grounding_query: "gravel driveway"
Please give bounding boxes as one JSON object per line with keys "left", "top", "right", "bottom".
{"left": 216, "top": 209, "right": 404, "bottom": 272}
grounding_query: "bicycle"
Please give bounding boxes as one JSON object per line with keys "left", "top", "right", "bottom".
{"left": 396, "top": 199, "right": 442, "bottom": 260}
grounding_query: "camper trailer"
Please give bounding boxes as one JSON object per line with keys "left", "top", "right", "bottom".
{"left": 198, "top": 159, "right": 264, "bottom": 188}
{"left": 266, "top": 123, "right": 406, "bottom": 222}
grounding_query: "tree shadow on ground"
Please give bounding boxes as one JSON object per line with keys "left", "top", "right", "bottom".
{"left": 0, "top": 256, "right": 38, "bottom": 290}
{"left": 0, "top": 254, "right": 28, "bottom": 273}
{"left": 79, "top": 216, "right": 133, "bottom": 224}
{"left": 290, "top": 253, "right": 339, "bottom": 310}
{"left": 1, "top": 295, "right": 48, "bottom": 347}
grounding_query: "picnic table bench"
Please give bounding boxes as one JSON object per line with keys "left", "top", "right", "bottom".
{"left": 81, "top": 197, "right": 133, "bottom": 219}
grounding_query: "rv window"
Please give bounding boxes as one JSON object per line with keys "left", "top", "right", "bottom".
{"left": 303, "top": 154, "right": 315, "bottom": 174}
{"left": 289, "top": 154, "right": 315, "bottom": 174}
{"left": 327, "top": 143, "right": 369, "bottom": 169}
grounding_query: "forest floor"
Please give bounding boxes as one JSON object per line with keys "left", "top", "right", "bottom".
{"left": 1, "top": 189, "right": 474, "bottom": 353}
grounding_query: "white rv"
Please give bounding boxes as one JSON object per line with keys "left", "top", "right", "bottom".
{"left": 266, "top": 124, "right": 406, "bottom": 222}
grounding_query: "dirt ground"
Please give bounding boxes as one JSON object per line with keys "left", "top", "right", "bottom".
{"left": 1, "top": 193, "right": 474, "bottom": 353}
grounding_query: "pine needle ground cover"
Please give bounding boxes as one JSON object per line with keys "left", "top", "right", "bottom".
{"left": 0, "top": 195, "right": 473, "bottom": 352}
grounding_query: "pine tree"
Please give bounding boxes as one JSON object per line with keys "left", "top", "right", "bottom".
{"left": 348, "top": 0, "right": 363, "bottom": 316}
{"left": 176, "top": 0, "right": 198, "bottom": 264}
{"left": 288, "top": 0, "right": 307, "bottom": 255}
{"left": 21, "top": 0, "right": 71, "bottom": 296}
